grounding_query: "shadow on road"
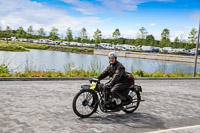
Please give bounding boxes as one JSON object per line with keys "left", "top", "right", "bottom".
{"left": 78, "top": 112, "right": 166, "bottom": 129}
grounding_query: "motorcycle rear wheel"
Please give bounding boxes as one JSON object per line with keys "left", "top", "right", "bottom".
{"left": 123, "top": 90, "right": 140, "bottom": 113}
{"left": 72, "top": 89, "right": 98, "bottom": 118}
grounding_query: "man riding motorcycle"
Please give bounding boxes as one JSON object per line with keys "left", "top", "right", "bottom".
{"left": 97, "top": 52, "right": 129, "bottom": 109}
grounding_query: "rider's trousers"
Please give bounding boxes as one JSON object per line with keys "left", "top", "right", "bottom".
{"left": 110, "top": 83, "right": 129, "bottom": 101}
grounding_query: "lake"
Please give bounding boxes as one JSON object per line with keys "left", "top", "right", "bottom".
{"left": 0, "top": 49, "right": 200, "bottom": 73}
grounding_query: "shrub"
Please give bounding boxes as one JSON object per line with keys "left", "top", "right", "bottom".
{"left": 0, "top": 64, "right": 10, "bottom": 74}
{"left": 135, "top": 70, "right": 144, "bottom": 77}
{"left": 196, "top": 71, "right": 200, "bottom": 77}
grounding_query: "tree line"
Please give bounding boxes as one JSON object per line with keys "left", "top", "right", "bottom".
{"left": 0, "top": 25, "right": 198, "bottom": 49}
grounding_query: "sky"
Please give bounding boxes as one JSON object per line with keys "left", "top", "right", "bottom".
{"left": 0, "top": 0, "right": 200, "bottom": 41}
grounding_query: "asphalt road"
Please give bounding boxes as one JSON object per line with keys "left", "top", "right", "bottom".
{"left": 0, "top": 80, "right": 200, "bottom": 133}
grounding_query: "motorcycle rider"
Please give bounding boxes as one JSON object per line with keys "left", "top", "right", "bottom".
{"left": 97, "top": 51, "right": 129, "bottom": 109}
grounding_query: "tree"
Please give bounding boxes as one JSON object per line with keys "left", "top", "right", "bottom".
{"left": 26, "top": 26, "right": 34, "bottom": 40}
{"left": 49, "top": 27, "right": 58, "bottom": 41}
{"left": 75, "top": 36, "right": 81, "bottom": 43}
{"left": 65, "top": 27, "right": 73, "bottom": 42}
{"left": 5, "top": 26, "right": 12, "bottom": 43}
{"left": 27, "top": 26, "right": 33, "bottom": 34}
{"left": 178, "top": 34, "right": 187, "bottom": 48}
{"left": 135, "top": 27, "right": 148, "bottom": 46}
{"left": 38, "top": 27, "right": 46, "bottom": 37}
{"left": 160, "top": 28, "right": 171, "bottom": 48}
{"left": 93, "top": 29, "right": 102, "bottom": 44}
{"left": 161, "top": 28, "right": 170, "bottom": 39}
{"left": 112, "top": 28, "right": 120, "bottom": 44}
{"left": 16, "top": 26, "right": 26, "bottom": 38}
{"left": 124, "top": 39, "right": 135, "bottom": 45}
{"left": 173, "top": 37, "right": 180, "bottom": 48}
{"left": 80, "top": 27, "right": 88, "bottom": 43}
{"left": 188, "top": 28, "right": 197, "bottom": 48}
{"left": 117, "top": 37, "right": 125, "bottom": 44}
{"left": 146, "top": 35, "right": 155, "bottom": 46}
{"left": 139, "top": 27, "right": 148, "bottom": 39}
{"left": 134, "top": 38, "right": 142, "bottom": 46}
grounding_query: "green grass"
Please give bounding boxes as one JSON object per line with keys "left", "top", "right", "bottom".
{"left": 0, "top": 69, "right": 199, "bottom": 78}
{"left": 0, "top": 40, "right": 93, "bottom": 54}
{"left": 0, "top": 41, "right": 29, "bottom": 52}
{"left": 1, "top": 63, "right": 199, "bottom": 78}
{"left": 48, "top": 46, "right": 93, "bottom": 54}
{"left": 17, "top": 41, "right": 49, "bottom": 50}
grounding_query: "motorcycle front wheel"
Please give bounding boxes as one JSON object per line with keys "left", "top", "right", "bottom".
{"left": 72, "top": 89, "right": 98, "bottom": 118}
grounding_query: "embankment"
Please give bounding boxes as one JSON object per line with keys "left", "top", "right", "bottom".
{"left": 94, "top": 49, "right": 200, "bottom": 64}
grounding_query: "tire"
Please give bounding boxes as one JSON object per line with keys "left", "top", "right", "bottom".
{"left": 123, "top": 90, "right": 140, "bottom": 113}
{"left": 72, "top": 89, "right": 98, "bottom": 118}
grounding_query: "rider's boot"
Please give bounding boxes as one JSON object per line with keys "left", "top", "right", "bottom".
{"left": 122, "top": 95, "right": 132, "bottom": 105}
{"left": 113, "top": 98, "right": 123, "bottom": 111}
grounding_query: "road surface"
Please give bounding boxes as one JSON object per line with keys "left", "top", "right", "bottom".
{"left": 0, "top": 80, "right": 200, "bottom": 133}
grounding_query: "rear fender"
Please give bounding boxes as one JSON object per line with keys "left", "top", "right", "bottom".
{"left": 129, "top": 85, "right": 142, "bottom": 92}
{"left": 136, "top": 92, "right": 141, "bottom": 100}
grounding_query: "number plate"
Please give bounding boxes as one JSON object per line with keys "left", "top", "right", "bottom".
{"left": 90, "top": 82, "right": 97, "bottom": 90}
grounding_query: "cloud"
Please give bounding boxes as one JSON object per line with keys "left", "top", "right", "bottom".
{"left": 190, "top": 11, "right": 200, "bottom": 21}
{"left": 61, "top": 0, "right": 103, "bottom": 15}
{"left": 0, "top": 0, "right": 102, "bottom": 33}
{"left": 98, "top": 29, "right": 137, "bottom": 39}
{"left": 170, "top": 30, "right": 189, "bottom": 42}
{"left": 61, "top": 0, "right": 174, "bottom": 15}
{"left": 121, "top": 29, "right": 138, "bottom": 39}
{"left": 150, "top": 23, "right": 156, "bottom": 26}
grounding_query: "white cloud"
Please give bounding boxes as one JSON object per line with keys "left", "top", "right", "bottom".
{"left": 102, "top": 0, "right": 174, "bottom": 13}
{"left": 172, "top": 25, "right": 192, "bottom": 41}
{"left": 0, "top": 0, "right": 102, "bottom": 33}
{"left": 61, "top": 0, "right": 103, "bottom": 15}
{"left": 121, "top": 29, "right": 138, "bottom": 39}
{"left": 150, "top": 23, "right": 156, "bottom": 26}
{"left": 61, "top": 0, "right": 174, "bottom": 15}
{"left": 170, "top": 31, "right": 187, "bottom": 42}
{"left": 190, "top": 11, "right": 200, "bottom": 21}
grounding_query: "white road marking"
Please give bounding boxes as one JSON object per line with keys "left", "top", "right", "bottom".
{"left": 146, "top": 125, "right": 200, "bottom": 133}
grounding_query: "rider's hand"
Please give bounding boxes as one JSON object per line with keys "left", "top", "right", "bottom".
{"left": 105, "top": 83, "right": 112, "bottom": 89}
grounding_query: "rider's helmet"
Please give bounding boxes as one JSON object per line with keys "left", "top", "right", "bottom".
{"left": 108, "top": 52, "right": 117, "bottom": 59}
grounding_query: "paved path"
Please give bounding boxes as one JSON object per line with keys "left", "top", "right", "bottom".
{"left": 0, "top": 80, "right": 200, "bottom": 133}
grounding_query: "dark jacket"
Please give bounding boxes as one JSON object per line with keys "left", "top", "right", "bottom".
{"left": 97, "top": 61, "right": 128, "bottom": 86}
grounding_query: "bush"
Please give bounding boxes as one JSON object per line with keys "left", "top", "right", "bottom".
{"left": 195, "top": 71, "right": 200, "bottom": 77}
{"left": 135, "top": 70, "right": 144, "bottom": 77}
{"left": 174, "top": 69, "right": 186, "bottom": 77}
{"left": 0, "top": 64, "right": 10, "bottom": 74}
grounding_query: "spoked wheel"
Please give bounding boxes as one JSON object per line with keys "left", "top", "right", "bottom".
{"left": 72, "top": 89, "right": 98, "bottom": 118}
{"left": 123, "top": 90, "right": 140, "bottom": 113}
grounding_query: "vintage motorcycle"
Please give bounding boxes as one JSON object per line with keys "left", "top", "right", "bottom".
{"left": 72, "top": 78, "right": 143, "bottom": 118}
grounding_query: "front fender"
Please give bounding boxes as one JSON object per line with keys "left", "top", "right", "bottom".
{"left": 80, "top": 85, "right": 97, "bottom": 95}
{"left": 80, "top": 85, "right": 99, "bottom": 106}
{"left": 81, "top": 85, "right": 91, "bottom": 90}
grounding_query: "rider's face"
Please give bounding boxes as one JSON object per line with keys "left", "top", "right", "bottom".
{"left": 109, "top": 57, "right": 116, "bottom": 64}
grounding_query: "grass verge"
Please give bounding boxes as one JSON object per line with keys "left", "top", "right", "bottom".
{"left": 0, "top": 40, "right": 93, "bottom": 54}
